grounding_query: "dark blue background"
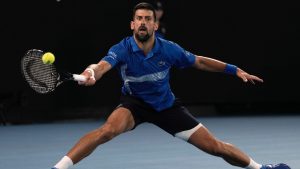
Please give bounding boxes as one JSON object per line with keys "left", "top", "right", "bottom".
{"left": 1, "top": 1, "right": 299, "bottom": 123}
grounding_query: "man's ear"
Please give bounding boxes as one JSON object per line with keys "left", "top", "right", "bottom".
{"left": 130, "top": 21, "right": 134, "bottom": 30}
{"left": 154, "top": 22, "right": 158, "bottom": 31}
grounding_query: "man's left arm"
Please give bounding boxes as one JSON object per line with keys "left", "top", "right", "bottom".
{"left": 193, "top": 55, "right": 264, "bottom": 84}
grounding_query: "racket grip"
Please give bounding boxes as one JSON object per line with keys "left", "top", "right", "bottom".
{"left": 73, "top": 74, "right": 87, "bottom": 82}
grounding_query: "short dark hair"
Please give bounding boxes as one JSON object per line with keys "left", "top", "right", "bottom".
{"left": 133, "top": 2, "right": 157, "bottom": 21}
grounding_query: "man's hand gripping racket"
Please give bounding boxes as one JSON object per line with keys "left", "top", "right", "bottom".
{"left": 78, "top": 68, "right": 96, "bottom": 86}
{"left": 21, "top": 49, "right": 91, "bottom": 94}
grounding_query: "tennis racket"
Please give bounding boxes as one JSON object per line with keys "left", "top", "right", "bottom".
{"left": 21, "top": 49, "right": 87, "bottom": 94}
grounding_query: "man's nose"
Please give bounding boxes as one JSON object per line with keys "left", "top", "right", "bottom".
{"left": 141, "top": 18, "right": 146, "bottom": 24}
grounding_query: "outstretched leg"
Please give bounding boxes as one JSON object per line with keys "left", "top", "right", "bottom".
{"left": 188, "top": 125, "right": 256, "bottom": 168}
{"left": 53, "top": 107, "right": 135, "bottom": 169}
{"left": 187, "top": 125, "right": 291, "bottom": 169}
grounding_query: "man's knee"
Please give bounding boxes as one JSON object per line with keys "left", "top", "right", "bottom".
{"left": 208, "top": 140, "right": 225, "bottom": 156}
{"left": 95, "top": 123, "right": 118, "bottom": 143}
{"left": 191, "top": 135, "right": 225, "bottom": 156}
{"left": 206, "top": 140, "right": 232, "bottom": 157}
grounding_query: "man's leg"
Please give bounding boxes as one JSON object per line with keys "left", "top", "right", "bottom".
{"left": 187, "top": 125, "right": 260, "bottom": 168}
{"left": 53, "top": 107, "right": 135, "bottom": 169}
{"left": 154, "top": 103, "right": 290, "bottom": 169}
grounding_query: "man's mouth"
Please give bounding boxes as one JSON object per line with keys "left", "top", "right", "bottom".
{"left": 139, "top": 27, "right": 147, "bottom": 32}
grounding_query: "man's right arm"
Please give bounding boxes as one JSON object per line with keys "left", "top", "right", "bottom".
{"left": 79, "top": 60, "right": 112, "bottom": 86}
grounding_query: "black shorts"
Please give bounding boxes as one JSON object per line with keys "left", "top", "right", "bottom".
{"left": 117, "top": 95, "right": 200, "bottom": 137}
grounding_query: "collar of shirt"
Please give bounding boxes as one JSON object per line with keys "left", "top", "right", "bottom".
{"left": 130, "top": 36, "right": 160, "bottom": 60}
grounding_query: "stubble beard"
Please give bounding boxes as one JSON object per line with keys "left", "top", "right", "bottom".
{"left": 134, "top": 30, "right": 153, "bottom": 43}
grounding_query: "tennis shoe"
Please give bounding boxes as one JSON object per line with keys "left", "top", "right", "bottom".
{"left": 261, "top": 163, "right": 291, "bottom": 169}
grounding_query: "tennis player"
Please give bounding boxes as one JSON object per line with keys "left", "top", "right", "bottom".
{"left": 52, "top": 2, "right": 290, "bottom": 169}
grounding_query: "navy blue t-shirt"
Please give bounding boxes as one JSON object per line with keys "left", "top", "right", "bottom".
{"left": 102, "top": 36, "right": 196, "bottom": 111}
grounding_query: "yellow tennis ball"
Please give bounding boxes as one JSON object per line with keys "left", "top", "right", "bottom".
{"left": 42, "top": 52, "right": 55, "bottom": 64}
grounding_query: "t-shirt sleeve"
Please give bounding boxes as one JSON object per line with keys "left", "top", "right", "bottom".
{"left": 101, "top": 44, "right": 125, "bottom": 68}
{"left": 170, "top": 42, "right": 196, "bottom": 69}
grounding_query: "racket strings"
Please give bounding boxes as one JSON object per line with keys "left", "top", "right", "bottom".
{"left": 21, "top": 49, "right": 58, "bottom": 94}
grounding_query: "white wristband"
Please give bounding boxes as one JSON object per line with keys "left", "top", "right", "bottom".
{"left": 85, "top": 68, "right": 95, "bottom": 80}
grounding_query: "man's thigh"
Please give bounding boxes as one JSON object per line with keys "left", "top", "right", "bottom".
{"left": 151, "top": 104, "right": 201, "bottom": 139}
{"left": 105, "top": 107, "right": 136, "bottom": 134}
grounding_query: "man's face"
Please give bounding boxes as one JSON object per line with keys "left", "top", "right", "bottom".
{"left": 131, "top": 9, "right": 158, "bottom": 42}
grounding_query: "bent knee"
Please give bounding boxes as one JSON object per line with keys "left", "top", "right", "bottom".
{"left": 95, "top": 123, "right": 118, "bottom": 143}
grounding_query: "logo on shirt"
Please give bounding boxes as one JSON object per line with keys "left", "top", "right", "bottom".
{"left": 185, "top": 51, "right": 191, "bottom": 56}
{"left": 158, "top": 60, "right": 166, "bottom": 66}
{"left": 108, "top": 51, "right": 117, "bottom": 59}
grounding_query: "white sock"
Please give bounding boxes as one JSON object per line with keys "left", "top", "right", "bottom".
{"left": 246, "top": 158, "right": 262, "bottom": 169}
{"left": 54, "top": 156, "right": 74, "bottom": 169}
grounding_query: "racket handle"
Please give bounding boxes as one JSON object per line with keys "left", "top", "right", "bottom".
{"left": 73, "top": 74, "right": 87, "bottom": 82}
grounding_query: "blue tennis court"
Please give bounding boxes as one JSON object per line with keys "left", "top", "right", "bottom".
{"left": 1, "top": 116, "right": 299, "bottom": 169}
